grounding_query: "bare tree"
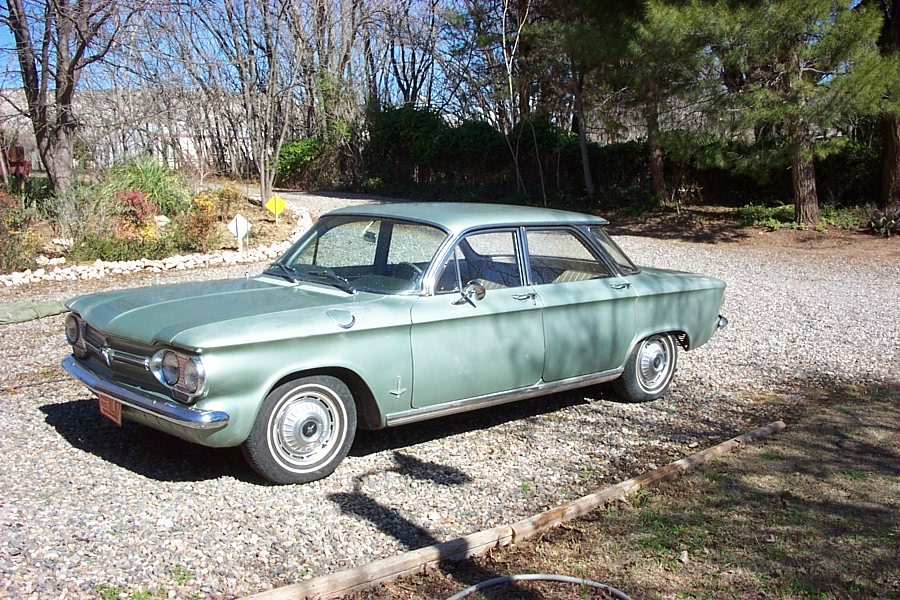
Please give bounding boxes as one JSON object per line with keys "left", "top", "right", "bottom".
{"left": 385, "top": 0, "right": 440, "bottom": 107}
{"left": 2, "top": 0, "right": 144, "bottom": 224}
{"left": 164, "top": 0, "right": 305, "bottom": 203}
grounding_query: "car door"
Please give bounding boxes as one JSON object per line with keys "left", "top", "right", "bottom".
{"left": 524, "top": 227, "right": 637, "bottom": 382}
{"left": 409, "top": 229, "right": 545, "bottom": 407}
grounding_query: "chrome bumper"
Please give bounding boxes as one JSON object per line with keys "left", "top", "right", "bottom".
{"left": 718, "top": 315, "right": 728, "bottom": 329}
{"left": 61, "top": 355, "right": 230, "bottom": 431}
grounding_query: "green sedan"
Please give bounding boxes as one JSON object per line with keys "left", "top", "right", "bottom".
{"left": 62, "top": 203, "right": 727, "bottom": 484}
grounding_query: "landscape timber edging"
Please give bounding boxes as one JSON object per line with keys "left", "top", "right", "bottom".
{"left": 242, "top": 420, "right": 787, "bottom": 600}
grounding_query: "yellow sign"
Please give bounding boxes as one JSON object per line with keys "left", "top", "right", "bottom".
{"left": 265, "top": 195, "right": 286, "bottom": 215}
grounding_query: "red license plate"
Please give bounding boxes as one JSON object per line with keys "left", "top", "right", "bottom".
{"left": 98, "top": 394, "right": 122, "bottom": 426}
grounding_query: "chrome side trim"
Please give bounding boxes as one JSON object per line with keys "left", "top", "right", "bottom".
{"left": 384, "top": 368, "right": 624, "bottom": 427}
{"left": 61, "top": 355, "right": 229, "bottom": 431}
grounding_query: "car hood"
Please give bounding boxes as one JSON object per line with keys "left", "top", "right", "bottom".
{"left": 66, "top": 276, "right": 382, "bottom": 349}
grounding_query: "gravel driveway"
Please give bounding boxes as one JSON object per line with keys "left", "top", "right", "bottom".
{"left": 1, "top": 193, "right": 897, "bottom": 599}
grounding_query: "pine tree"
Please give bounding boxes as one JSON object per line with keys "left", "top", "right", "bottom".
{"left": 701, "top": 0, "right": 896, "bottom": 226}
{"left": 869, "top": 0, "right": 899, "bottom": 209}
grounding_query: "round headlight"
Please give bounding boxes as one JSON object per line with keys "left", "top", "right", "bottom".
{"left": 161, "top": 351, "right": 180, "bottom": 385}
{"left": 182, "top": 359, "right": 200, "bottom": 393}
{"left": 65, "top": 314, "right": 81, "bottom": 344}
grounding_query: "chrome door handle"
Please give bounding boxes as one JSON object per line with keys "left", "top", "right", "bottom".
{"left": 610, "top": 282, "right": 631, "bottom": 290}
{"left": 512, "top": 292, "right": 537, "bottom": 305}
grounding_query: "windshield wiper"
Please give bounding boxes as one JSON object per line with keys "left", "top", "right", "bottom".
{"left": 305, "top": 270, "right": 356, "bottom": 294}
{"left": 264, "top": 261, "right": 299, "bottom": 282}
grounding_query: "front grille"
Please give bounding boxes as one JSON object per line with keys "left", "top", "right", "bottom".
{"left": 83, "top": 326, "right": 151, "bottom": 371}
{"left": 84, "top": 325, "right": 105, "bottom": 357}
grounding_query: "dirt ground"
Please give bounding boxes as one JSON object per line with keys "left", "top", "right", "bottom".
{"left": 211, "top": 196, "right": 297, "bottom": 252}
{"left": 605, "top": 204, "right": 899, "bottom": 262}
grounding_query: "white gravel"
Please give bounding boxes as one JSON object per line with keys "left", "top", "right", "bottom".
{"left": 0, "top": 193, "right": 897, "bottom": 599}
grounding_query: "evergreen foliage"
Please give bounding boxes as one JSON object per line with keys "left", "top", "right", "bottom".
{"left": 275, "top": 139, "right": 327, "bottom": 187}
{"left": 693, "top": 0, "right": 896, "bottom": 224}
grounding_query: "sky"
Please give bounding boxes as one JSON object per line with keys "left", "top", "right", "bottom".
{"left": 0, "top": 25, "right": 18, "bottom": 89}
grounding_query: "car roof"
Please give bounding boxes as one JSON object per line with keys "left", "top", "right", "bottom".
{"left": 325, "top": 202, "right": 608, "bottom": 235}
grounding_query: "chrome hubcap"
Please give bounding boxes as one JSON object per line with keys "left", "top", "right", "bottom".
{"left": 272, "top": 394, "right": 335, "bottom": 467}
{"left": 638, "top": 338, "right": 670, "bottom": 392}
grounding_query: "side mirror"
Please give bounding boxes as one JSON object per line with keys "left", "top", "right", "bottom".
{"left": 452, "top": 280, "right": 486, "bottom": 307}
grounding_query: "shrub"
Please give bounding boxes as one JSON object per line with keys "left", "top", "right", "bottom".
{"left": 70, "top": 234, "right": 174, "bottom": 262}
{"left": 734, "top": 204, "right": 794, "bottom": 230}
{"left": 100, "top": 157, "right": 190, "bottom": 217}
{"left": 112, "top": 189, "right": 159, "bottom": 241}
{"left": 177, "top": 193, "right": 219, "bottom": 253}
{"left": 211, "top": 183, "right": 245, "bottom": 223}
{"left": 868, "top": 206, "right": 899, "bottom": 237}
{"left": 0, "top": 189, "right": 42, "bottom": 273}
{"left": 366, "top": 106, "right": 447, "bottom": 184}
{"left": 11, "top": 175, "right": 55, "bottom": 219}
{"left": 276, "top": 139, "right": 326, "bottom": 186}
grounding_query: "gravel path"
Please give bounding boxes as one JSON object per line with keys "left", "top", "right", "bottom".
{"left": 0, "top": 193, "right": 897, "bottom": 599}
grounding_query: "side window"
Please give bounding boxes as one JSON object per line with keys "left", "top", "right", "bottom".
{"left": 525, "top": 229, "right": 612, "bottom": 285}
{"left": 587, "top": 225, "right": 638, "bottom": 275}
{"left": 435, "top": 230, "right": 522, "bottom": 293}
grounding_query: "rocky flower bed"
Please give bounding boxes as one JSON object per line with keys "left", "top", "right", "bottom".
{"left": 0, "top": 208, "right": 312, "bottom": 287}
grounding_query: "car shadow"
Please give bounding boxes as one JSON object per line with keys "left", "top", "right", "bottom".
{"left": 41, "top": 389, "right": 590, "bottom": 484}
{"left": 39, "top": 399, "right": 264, "bottom": 484}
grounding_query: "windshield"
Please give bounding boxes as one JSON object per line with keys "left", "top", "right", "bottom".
{"left": 270, "top": 215, "right": 448, "bottom": 294}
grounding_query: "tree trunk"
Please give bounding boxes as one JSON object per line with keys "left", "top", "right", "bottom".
{"left": 791, "top": 138, "right": 819, "bottom": 226}
{"left": 876, "top": 0, "right": 898, "bottom": 209}
{"left": 573, "top": 72, "right": 595, "bottom": 199}
{"left": 34, "top": 118, "right": 76, "bottom": 202}
{"left": 645, "top": 99, "right": 667, "bottom": 205}
{"left": 878, "top": 112, "right": 899, "bottom": 209}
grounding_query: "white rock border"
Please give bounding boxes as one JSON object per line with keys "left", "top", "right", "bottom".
{"left": 1, "top": 208, "right": 313, "bottom": 287}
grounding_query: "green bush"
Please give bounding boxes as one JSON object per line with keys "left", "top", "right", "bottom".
{"left": 99, "top": 157, "right": 190, "bottom": 217}
{"left": 10, "top": 175, "right": 55, "bottom": 219}
{"left": 868, "top": 206, "right": 899, "bottom": 237}
{"left": 70, "top": 233, "right": 175, "bottom": 263}
{"left": 366, "top": 106, "right": 447, "bottom": 184}
{"left": 276, "top": 139, "right": 326, "bottom": 186}
{"left": 734, "top": 203, "right": 795, "bottom": 230}
{"left": 437, "top": 120, "right": 507, "bottom": 185}
{"left": 818, "top": 204, "right": 866, "bottom": 230}
{"left": 0, "top": 189, "right": 41, "bottom": 273}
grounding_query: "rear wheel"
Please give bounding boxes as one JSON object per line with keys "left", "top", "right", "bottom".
{"left": 242, "top": 375, "right": 357, "bottom": 484}
{"left": 613, "top": 334, "right": 678, "bottom": 403}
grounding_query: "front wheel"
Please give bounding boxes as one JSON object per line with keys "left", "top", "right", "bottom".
{"left": 613, "top": 334, "right": 678, "bottom": 403}
{"left": 242, "top": 376, "right": 357, "bottom": 484}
